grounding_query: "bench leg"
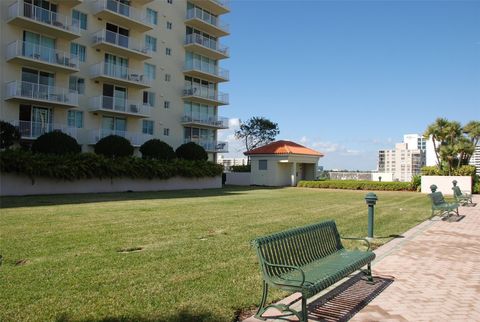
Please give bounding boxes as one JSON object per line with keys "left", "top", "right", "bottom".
{"left": 300, "top": 295, "right": 308, "bottom": 322}
{"left": 254, "top": 281, "right": 269, "bottom": 320}
{"left": 366, "top": 263, "right": 374, "bottom": 284}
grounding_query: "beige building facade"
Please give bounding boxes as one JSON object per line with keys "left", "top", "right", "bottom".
{"left": 378, "top": 142, "right": 425, "bottom": 182}
{"left": 0, "top": 0, "right": 230, "bottom": 160}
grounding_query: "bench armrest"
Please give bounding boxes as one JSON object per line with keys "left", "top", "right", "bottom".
{"left": 263, "top": 259, "right": 306, "bottom": 287}
{"left": 341, "top": 236, "right": 371, "bottom": 251}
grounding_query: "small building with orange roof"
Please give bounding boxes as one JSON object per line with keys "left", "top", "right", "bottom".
{"left": 244, "top": 140, "right": 324, "bottom": 186}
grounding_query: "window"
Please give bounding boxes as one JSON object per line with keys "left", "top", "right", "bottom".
{"left": 72, "top": 10, "right": 87, "bottom": 30}
{"left": 143, "top": 91, "right": 155, "bottom": 107}
{"left": 146, "top": 8, "right": 158, "bottom": 25}
{"left": 163, "top": 128, "right": 170, "bottom": 136}
{"left": 145, "top": 35, "right": 157, "bottom": 52}
{"left": 69, "top": 76, "right": 85, "bottom": 94}
{"left": 144, "top": 63, "right": 156, "bottom": 80}
{"left": 259, "top": 160, "right": 268, "bottom": 170}
{"left": 165, "top": 74, "right": 171, "bottom": 82}
{"left": 166, "top": 21, "right": 172, "bottom": 29}
{"left": 67, "top": 110, "right": 83, "bottom": 128}
{"left": 70, "top": 43, "right": 86, "bottom": 62}
{"left": 164, "top": 101, "right": 170, "bottom": 109}
{"left": 142, "top": 120, "right": 154, "bottom": 135}
{"left": 167, "top": 0, "right": 172, "bottom": 3}
{"left": 165, "top": 48, "right": 171, "bottom": 55}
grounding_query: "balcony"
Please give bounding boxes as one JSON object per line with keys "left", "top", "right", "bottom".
{"left": 5, "top": 81, "right": 79, "bottom": 108}
{"left": 7, "top": 1, "right": 80, "bottom": 40}
{"left": 181, "top": 115, "right": 229, "bottom": 129}
{"left": 134, "top": 0, "right": 154, "bottom": 4}
{"left": 89, "top": 129, "right": 153, "bottom": 147}
{"left": 90, "top": 96, "right": 151, "bottom": 118}
{"left": 183, "top": 61, "right": 229, "bottom": 83}
{"left": 184, "top": 34, "right": 229, "bottom": 60}
{"left": 188, "top": 0, "right": 230, "bottom": 15}
{"left": 62, "top": 0, "right": 83, "bottom": 7}
{"left": 184, "top": 139, "right": 228, "bottom": 153}
{"left": 93, "top": 0, "right": 153, "bottom": 32}
{"left": 92, "top": 30, "right": 153, "bottom": 60}
{"left": 11, "top": 120, "right": 77, "bottom": 140}
{"left": 90, "top": 63, "right": 152, "bottom": 89}
{"left": 182, "top": 87, "right": 229, "bottom": 106}
{"left": 6, "top": 41, "right": 79, "bottom": 73}
{"left": 185, "top": 8, "right": 229, "bottom": 37}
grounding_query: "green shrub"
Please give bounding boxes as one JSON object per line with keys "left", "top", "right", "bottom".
{"left": 0, "top": 121, "right": 21, "bottom": 149}
{"left": 94, "top": 135, "right": 133, "bottom": 158}
{"left": 452, "top": 165, "right": 476, "bottom": 176}
{"left": 140, "top": 139, "right": 176, "bottom": 161}
{"left": 297, "top": 180, "right": 413, "bottom": 191}
{"left": 473, "top": 175, "right": 479, "bottom": 194}
{"left": 175, "top": 142, "right": 208, "bottom": 161}
{"left": 411, "top": 175, "right": 422, "bottom": 192}
{"left": 230, "top": 164, "right": 251, "bottom": 172}
{"left": 0, "top": 149, "right": 223, "bottom": 181}
{"left": 421, "top": 166, "right": 443, "bottom": 176}
{"left": 31, "top": 130, "right": 81, "bottom": 155}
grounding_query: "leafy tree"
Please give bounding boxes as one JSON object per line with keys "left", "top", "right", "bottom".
{"left": 234, "top": 117, "right": 280, "bottom": 155}
{"left": 0, "top": 121, "right": 21, "bottom": 149}
{"left": 423, "top": 118, "right": 477, "bottom": 174}
{"left": 140, "top": 139, "right": 176, "bottom": 161}
{"left": 94, "top": 135, "right": 133, "bottom": 158}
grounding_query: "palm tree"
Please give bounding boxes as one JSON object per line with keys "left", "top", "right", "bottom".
{"left": 463, "top": 120, "right": 480, "bottom": 147}
{"left": 455, "top": 136, "right": 475, "bottom": 167}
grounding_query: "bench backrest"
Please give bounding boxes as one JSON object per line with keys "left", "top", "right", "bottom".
{"left": 252, "top": 220, "right": 343, "bottom": 279}
{"left": 428, "top": 191, "right": 446, "bottom": 206}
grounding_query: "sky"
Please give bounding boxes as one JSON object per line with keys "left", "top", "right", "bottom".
{"left": 217, "top": 0, "right": 480, "bottom": 170}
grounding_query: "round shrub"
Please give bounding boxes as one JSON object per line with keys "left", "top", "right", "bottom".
{"left": 0, "top": 121, "right": 21, "bottom": 149}
{"left": 175, "top": 142, "right": 208, "bottom": 161}
{"left": 31, "top": 130, "right": 81, "bottom": 155}
{"left": 140, "top": 139, "right": 176, "bottom": 161}
{"left": 94, "top": 135, "right": 133, "bottom": 158}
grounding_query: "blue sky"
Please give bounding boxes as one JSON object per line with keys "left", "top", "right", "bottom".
{"left": 217, "top": 0, "right": 480, "bottom": 170}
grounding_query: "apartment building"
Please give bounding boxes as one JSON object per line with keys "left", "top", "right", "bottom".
{"left": 469, "top": 144, "right": 480, "bottom": 175}
{"left": 378, "top": 135, "right": 426, "bottom": 182}
{"left": 0, "top": 0, "right": 230, "bottom": 161}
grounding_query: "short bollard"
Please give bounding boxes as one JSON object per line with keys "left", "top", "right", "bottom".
{"left": 365, "top": 192, "right": 378, "bottom": 239}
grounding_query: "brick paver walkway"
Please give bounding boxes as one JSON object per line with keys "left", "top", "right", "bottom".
{"left": 244, "top": 195, "right": 480, "bottom": 322}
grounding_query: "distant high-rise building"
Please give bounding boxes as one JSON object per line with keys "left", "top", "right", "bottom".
{"left": 377, "top": 134, "right": 426, "bottom": 182}
{"left": 469, "top": 144, "right": 480, "bottom": 175}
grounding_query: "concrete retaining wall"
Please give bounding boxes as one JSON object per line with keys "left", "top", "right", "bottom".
{"left": 225, "top": 172, "right": 251, "bottom": 186}
{"left": 421, "top": 176, "right": 471, "bottom": 195}
{"left": 0, "top": 173, "right": 222, "bottom": 196}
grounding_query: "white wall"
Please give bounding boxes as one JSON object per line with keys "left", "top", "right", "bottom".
{"left": 372, "top": 172, "right": 394, "bottom": 182}
{"left": 225, "top": 173, "right": 250, "bottom": 186}
{"left": 420, "top": 176, "right": 472, "bottom": 195}
{"left": 0, "top": 174, "right": 222, "bottom": 196}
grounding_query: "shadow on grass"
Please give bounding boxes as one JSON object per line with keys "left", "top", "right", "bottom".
{"left": 0, "top": 185, "right": 284, "bottom": 209}
{"left": 56, "top": 309, "right": 226, "bottom": 322}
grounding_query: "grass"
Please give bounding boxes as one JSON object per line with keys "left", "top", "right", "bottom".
{"left": 0, "top": 186, "right": 432, "bottom": 322}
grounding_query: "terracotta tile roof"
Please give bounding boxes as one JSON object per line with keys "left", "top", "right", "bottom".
{"left": 244, "top": 140, "right": 324, "bottom": 156}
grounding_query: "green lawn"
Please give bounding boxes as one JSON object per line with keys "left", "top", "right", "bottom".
{"left": 0, "top": 186, "right": 431, "bottom": 322}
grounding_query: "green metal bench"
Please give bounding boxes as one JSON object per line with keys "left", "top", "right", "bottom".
{"left": 428, "top": 190, "right": 459, "bottom": 217}
{"left": 252, "top": 220, "right": 376, "bottom": 322}
{"left": 452, "top": 181, "right": 473, "bottom": 206}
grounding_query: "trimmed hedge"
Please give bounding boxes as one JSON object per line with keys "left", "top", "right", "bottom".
{"left": 94, "top": 135, "right": 134, "bottom": 158}
{"left": 0, "top": 149, "right": 223, "bottom": 182}
{"left": 140, "top": 139, "right": 176, "bottom": 161}
{"left": 0, "top": 121, "right": 20, "bottom": 149}
{"left": 31, "top": 130, "right": 81, "bottom": 155}
{"left": 176, "top": 142, "right": 208, "bottom": 161}
{"left": 230, "top": 164, "right": 251, "bottom": 172}
{"left": 297, "top": 180, "right": 413, "bottom": 191}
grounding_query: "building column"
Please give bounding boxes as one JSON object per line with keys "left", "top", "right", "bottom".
{"left": 290, "top": 162, "right": 297, "bottom": 187}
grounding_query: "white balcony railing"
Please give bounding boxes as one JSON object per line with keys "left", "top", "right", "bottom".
{"left": 185, "top": 34, "right": 229, "bottom": 56}
{"left": 90, "top": 96, "right": 151, "bottom": 116}
{"left": 184, "top": 139, "right": 228, "bottom": 153}
{"left": 186, "top": 7, "right": 229, "bottom": 32}
{"left": 6, "top": 40, "right": 79, "bottom": 69}
{"left": 90, "top": 62, "right": 152, "bottom": 87}
{"left": 183, "top": 87, "right": 229, "bottom": 104}
{"left": 7, "top": 1, "right": 80, "bottom": 34}
{"left": 5, "top": 81, "right": 79, "bottom": 106}
{"left": 11, "top": 120, "right": 77, "bottom": 139}
{"left": 181, "top": 115, "right": 229, "bottom": 128}
{"left": 89, "top": 129, "right": 153, "bottom": 146}
{"left": 93, "top": 0, "right": 151, "bottom": 25}
{"left": 92, "top": 29, "right": 152, "bottom": 56}
{"left": 184, "top": 60, "right": 229, "bottom": 80}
